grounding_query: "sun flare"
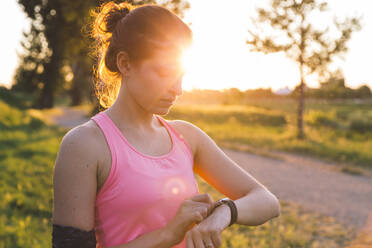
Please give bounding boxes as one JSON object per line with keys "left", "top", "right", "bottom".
{"left": 181, "top": 46, "right": 194, "bottom": 74}
{"left": 180, "top": 34, "right": 301, "bottom": 92}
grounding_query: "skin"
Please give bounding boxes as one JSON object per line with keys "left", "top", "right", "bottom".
{"left": 52, "top": 44, "right": 280, "bottom": 248}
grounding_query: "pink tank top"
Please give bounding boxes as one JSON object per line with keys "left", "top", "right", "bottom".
{"left": 91, "top": 111, "right": 199, "bottom": 248}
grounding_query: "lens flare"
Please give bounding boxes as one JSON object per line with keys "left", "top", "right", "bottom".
{"left": 163, "top": 176, "right": 187, "bottom": 197}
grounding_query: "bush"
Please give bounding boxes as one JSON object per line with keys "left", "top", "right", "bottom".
{"left": 167, "top": 106, "right": 287, "bottom": 126}
{"left": 0, "top": 86, "right": 33, "bottom": 109}
{"left": 306, "top": 111, "right": 339, "bottom": 128}
{"left": 349, "top": 118, "right": 372, "bottom": 133}
{"left": 335, "top": 109, "right": 349, "bottom": 120}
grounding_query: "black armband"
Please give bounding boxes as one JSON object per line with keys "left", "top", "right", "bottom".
{"left": 52, "top": 224, "right": 96, "bottom": 248}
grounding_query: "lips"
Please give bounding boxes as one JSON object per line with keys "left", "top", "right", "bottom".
{"left": 160, "top": 99, "right": 176, "bottom": 106}
{"left": 161, "top": 98, "right": 176, "bottom": 103}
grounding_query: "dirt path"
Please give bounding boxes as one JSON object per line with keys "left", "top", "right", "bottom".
{"left": 46, "top": 107, "right": 372, "bottom": 232}
{"left": 45, "top": 106, "right": 91, "bottom": 129}
{"left": 223, "top": 149, "right": 372, "bottom": 231}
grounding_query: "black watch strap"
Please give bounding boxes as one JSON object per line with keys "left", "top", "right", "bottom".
{"left": 213, "top": 197, "right": 238, "bottom": 226}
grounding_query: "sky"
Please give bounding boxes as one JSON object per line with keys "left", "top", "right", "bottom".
{"left": 1, "top": 0, "right": 372, "bottom": 91}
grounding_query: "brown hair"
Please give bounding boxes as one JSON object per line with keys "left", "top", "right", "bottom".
{"left": 90, "top": 1, "right": 192, "bottom": 108}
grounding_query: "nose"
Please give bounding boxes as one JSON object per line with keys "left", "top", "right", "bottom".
{"left": 170, "top": 75, "right": 183, "bottom": 97}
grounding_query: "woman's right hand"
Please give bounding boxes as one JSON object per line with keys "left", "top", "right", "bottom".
{"left": 164, "top": 193, "right": 215, "bottom": 245}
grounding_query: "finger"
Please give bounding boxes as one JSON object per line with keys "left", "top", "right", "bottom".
{"left": 189, "top": 202, "right": 212, "bottom": 216}
{"left": 207, "top": 202, "right": 217, "bottom": 216}
{"left": 194, "top": 206, "right": 208, "bottom": 219}
{"left": 190, "top": 193, "right": 214, "bottom": 204}
{"left": 188, "top": 193, "right": 202, "bottom": 201}
{"left": 202, "top": 235, "right": 215, "bottom": 248}
{"left": 192, "top": 205, "right": 212, "bottom": 220}
{"left": 201, "top": 203, "right": 218, "bottom": 218}
{"left": 186, "top": 231, "right": 194, "bottom": 248}
{"left": 193, "top": 212, "right": 204, "bottom": 224}
{"left": 190, "top": 202, "right": 212, "bottom": 209}
{"left": 191, "top": 228, "right": 204, "bottom": 248}
{"left": 211, "top": 230, "right": 222, "bottom": 248}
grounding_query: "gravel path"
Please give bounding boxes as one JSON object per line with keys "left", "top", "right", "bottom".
{"left": 223, "top": 149, "right": 372, "bottom": 231}
{"left": 47, "top": 107, "right": 372, "bottom": 232}
{"left": 48, "top": 106, "right": 90, "bottom": 129}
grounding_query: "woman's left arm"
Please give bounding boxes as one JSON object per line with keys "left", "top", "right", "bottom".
{"left": 183, "top": 121, "right": 280, "bottom": 227}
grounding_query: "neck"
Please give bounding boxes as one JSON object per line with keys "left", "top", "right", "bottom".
{"left": 105, "top": 84, "right": 158, "bottom": 132}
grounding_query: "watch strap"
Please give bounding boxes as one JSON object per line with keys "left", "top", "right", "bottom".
{"left": 213, "top": 197, "right": 238, "bottom": 226}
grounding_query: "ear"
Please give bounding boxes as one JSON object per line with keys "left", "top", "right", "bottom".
{"left": 116, "top": 51, "right": 131, "bottom": 77}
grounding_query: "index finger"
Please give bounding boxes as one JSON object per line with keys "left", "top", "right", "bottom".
{"left": 189, "top": 193, "right": 214, "bottom": 204}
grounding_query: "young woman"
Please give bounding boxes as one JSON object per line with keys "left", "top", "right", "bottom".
{"left": 52, "top": 2, "right": 280, "bottom": 248}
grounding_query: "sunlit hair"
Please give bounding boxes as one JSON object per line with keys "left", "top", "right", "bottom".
{"left": 90, "top": 1, "right": 193, "bottom": 108}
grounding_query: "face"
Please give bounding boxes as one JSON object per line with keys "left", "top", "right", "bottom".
{"left": 124, "top": 48, "right": 186, "bottom": 115}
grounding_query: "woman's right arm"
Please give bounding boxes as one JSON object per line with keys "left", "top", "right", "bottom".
{"left": 52, "top": 124, "right": 178, "bottom": 248}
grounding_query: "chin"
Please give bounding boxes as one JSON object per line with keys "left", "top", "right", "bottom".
{"left": 155, "top": 106, "right": 172, "bottom": 116}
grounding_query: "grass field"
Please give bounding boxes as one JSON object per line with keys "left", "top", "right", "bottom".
{"left": 0, "top": 96, "right": 362, "bottom": 247}
{"left": 166, "top": 97, "right": 372, "bottom": 169}
{"left": 0, "top": 100, "right": 65, "bottom": 247}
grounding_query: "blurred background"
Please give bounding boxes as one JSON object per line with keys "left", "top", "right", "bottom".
{"left": 1, "top": 0, "right": 371, "bottom": 247}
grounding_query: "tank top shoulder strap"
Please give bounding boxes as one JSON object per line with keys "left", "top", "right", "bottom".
{"left": 91, "top": 111, "right": 118, "bottom": 161}
{"left": 156, "top": 115, "right": 182, "bottom": 140}
{"left": 156, "top": 115, "right": 194, "bottom": 161}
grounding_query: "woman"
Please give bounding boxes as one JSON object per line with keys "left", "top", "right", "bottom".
{"left": 52, "top": 2, "right": 280, "bottom": 248}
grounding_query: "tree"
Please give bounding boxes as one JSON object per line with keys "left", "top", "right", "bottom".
{"left": 17, "top": 0, "right": 65, "bottom": 108}
{"left": 12, "top": 23, "right": 48, "bottom": 97}
{"left": 246, "top": 0, "right": 361, "bottom": 138}
{"left": 356, "top": 85, "right": 372, "bottom": 98}
{"left": 16, "top": 0, "right": 190, "bottom": 108}
{"left": 222, "top": 88, "right": 244, "bottom": 105}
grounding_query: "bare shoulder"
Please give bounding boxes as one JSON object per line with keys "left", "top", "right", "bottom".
{"left": 166, "top": 119, "right": 204, "bottom": 158}
{"left": 58, "top": 120, "right": 104, "bottom": 161}
{"left": 53, "top": 120, "right": 106, "bottom": 230}
{"left": 56, "top": 120, "right": 104, "bottom": 172}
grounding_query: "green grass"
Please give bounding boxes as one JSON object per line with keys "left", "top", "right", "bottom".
{"left": 0, "top": 97, "right": 359, "bottom": 247}
{"left": 166, "top": 99, "right": 372, "bottom": 168}
{"left": 0, "top": 100, "right": 65, "bottom": 247}
{"left": 196, "top": 175, "right": 356, "bottom": 248}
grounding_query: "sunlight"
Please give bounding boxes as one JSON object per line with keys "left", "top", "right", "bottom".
{"left": 180, "top": 0, "right": 303, "bottom": 92}
{"left": 180, "top": 33, "right": 301, "bottom": 92}
{"left": 181, "top": 46, "right": 193, "bottom": 73}
{"left": 177, "top": 0, "right": 372, "bottom": 92}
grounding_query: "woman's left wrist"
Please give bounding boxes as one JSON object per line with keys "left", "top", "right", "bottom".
{"left": 212, "top": 204, "right": 231, "bottom": 230}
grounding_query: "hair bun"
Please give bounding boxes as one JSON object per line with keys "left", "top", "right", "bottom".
{"left": 105, "top": 4, "right": 131, "bottom": 33}
{"left": 91, "top": 2, "right": 134, "bottom": 41}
